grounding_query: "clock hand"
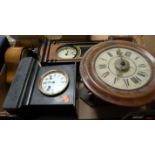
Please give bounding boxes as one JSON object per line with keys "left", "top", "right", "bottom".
{"left": 116, "top": 68, "right": 122, "bottom": 79}
{"left": 65, "top": 50, "right": 69, "bottom": 56}
{"left": 67, "top": 50, "right": 69, "bottom": 55}
{"left": 117, "top": 49, "right": 125, "bottom": 64}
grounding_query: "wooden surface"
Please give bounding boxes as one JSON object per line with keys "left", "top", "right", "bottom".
{"left": 5, "top": 47, "right": 24, "bottom": 84}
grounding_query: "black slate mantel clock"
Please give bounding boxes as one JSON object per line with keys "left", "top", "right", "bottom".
{"left": 3, "top": 57, "right": 77, "bottom": 119}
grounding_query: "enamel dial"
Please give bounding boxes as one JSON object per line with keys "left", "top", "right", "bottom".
{"left": 80, "top": 40, "right": 155, "bottom": 107}
{"left": 57, "top": 46, "right": 80, "bottom": 59}
{"left": 38, "top": 70, "right": 69, "bottom": 96}
{"left": 95, "top": 48, "right": 151, "bottom": 90}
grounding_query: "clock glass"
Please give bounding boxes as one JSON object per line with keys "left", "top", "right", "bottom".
{"left": 57, "top": 46, "right": 80, "bottom": 59}
{"left": 38, "top": 70, "right": 69, "bottom": 96}
{"left": 95, "top": 48, "right": 152, "bottom": 90}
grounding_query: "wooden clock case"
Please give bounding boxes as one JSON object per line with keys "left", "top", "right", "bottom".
{"left": 40, "top": 39, "right": 98, "bottom": 63}
{"left": 80, "top": 40, "right": 155, "bottom": 107}
{"left": 79, "top": 40, "right": 155, "bottom": 119}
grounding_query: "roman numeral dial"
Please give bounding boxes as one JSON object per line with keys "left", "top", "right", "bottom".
{"left": 95, "top": 47, "right": 152, "bottom": 90}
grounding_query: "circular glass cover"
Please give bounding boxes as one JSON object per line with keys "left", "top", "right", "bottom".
{"left": 95, "top": 48, "right": 152, "bottom": 90}
{"left": 38, "top": 70, "right": 69, "bottom": 96}
{"left": 57, "top": 46, "right": 78, "bottom": 59}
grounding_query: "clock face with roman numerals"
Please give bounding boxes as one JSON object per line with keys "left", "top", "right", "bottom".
{"left": 95, "top": 48, "right": 151, "bottom": 90}
{"left": 80, "top": 40, "right": 155, "bottom": 107}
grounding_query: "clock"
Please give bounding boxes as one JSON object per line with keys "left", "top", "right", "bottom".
{"left": 40, "top": 41, "right": 98, "bottom": 63}
{"left": 80, "top": 40, "right": 155, "bottom": 107}
{"left": 38, "top": 70, "right": 69, "bottom": 96}
{"left": 3, "top": 57, "right": 77, "bottom": 118}
{"left": 57, "top": 46, "right": 81, "bottom": 59}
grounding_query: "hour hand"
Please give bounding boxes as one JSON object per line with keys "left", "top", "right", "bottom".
{"left": 116, "top": 48, "right": 122, "bottom": 56}
{"left": 117, "top": 49, "right": 124, "bottom": 61}
{"left": 116, "top": 67, "right": 122, "bottom": 79}
{"left": 65, "top": 50, "right": 69, "bottom": 56}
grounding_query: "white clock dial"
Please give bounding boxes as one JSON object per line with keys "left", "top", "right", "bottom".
{"left": 39, "top": 70, "right": 69, "bottom": 96}
{"left": 57, "top": 46, "right": 78, "bottom": 59}
{"left": 95, "top": 48, "right": 152, "bottom": 90}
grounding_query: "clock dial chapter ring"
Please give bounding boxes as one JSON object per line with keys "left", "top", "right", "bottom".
{"left": 94, "top": 47, "right": 152, "bottom": 90}
{"left": 80, "top": 40, "right": 155, "bottom": 107}
{"left": 38, "top": 70, "right": 69, "bottom": 96}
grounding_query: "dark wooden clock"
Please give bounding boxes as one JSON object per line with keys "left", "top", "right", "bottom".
{"left": 40, "top": 40, "right": 98, "bottom": 63}
{"left": 80, "top": 40, "right": 155, "bottom": 107}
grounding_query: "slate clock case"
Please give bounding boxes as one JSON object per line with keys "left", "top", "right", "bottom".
{"left": 3, "top": 57, "right": 77, "bottom": 119}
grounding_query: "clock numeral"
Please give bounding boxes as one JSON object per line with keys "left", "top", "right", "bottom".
{"left": 102, "top": 71, "right": 110, "bottom": 78}
{"left": 138, "top": 64, "right": 147, "bottom": 68}
{"left": 100, "top": 58, "right": 107, "bottom": 61}
{"left": 135, "top": 56, "right": 140, "bottom": 60}
{"left": 137, "top": 71, "right": 147, "bottom": 77}
{"left": 130, "top": 76, "right": 142, "bottom": 84}
{"left": 114, "top": 77, "right": 117, "bottom": 84}
{"left": 125, "top": 51, "right": 132, "bottom": 57}
{"left": 116, "top": 49, "right": 122, "bottom": 56}
{"left": 47, "top": 86, "right": 51, "bottom": 91}
{"left": 124, "top": 79, "right": 129, "bottom": 87}
{"left": 107, "top": 52, "right": 113, "bottom": 57}
{"left": 98, "top": 64, "right": 107, "bottom": 69}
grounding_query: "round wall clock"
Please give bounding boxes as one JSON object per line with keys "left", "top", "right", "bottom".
{"left": 57, "top": 46, "right": 81, "bottom": 59}
{"left": 38, "top": 70, "right": 69, "bottom": 96}
{"left": 80, "top": 40, "right": 155, "bottom": 107}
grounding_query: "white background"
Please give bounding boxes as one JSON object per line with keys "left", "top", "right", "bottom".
{"left": 0, "top": 0, "right": 155, "bottom": 34}
{"left": 0, "top": 0, "right": 155, "bottom": 155}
